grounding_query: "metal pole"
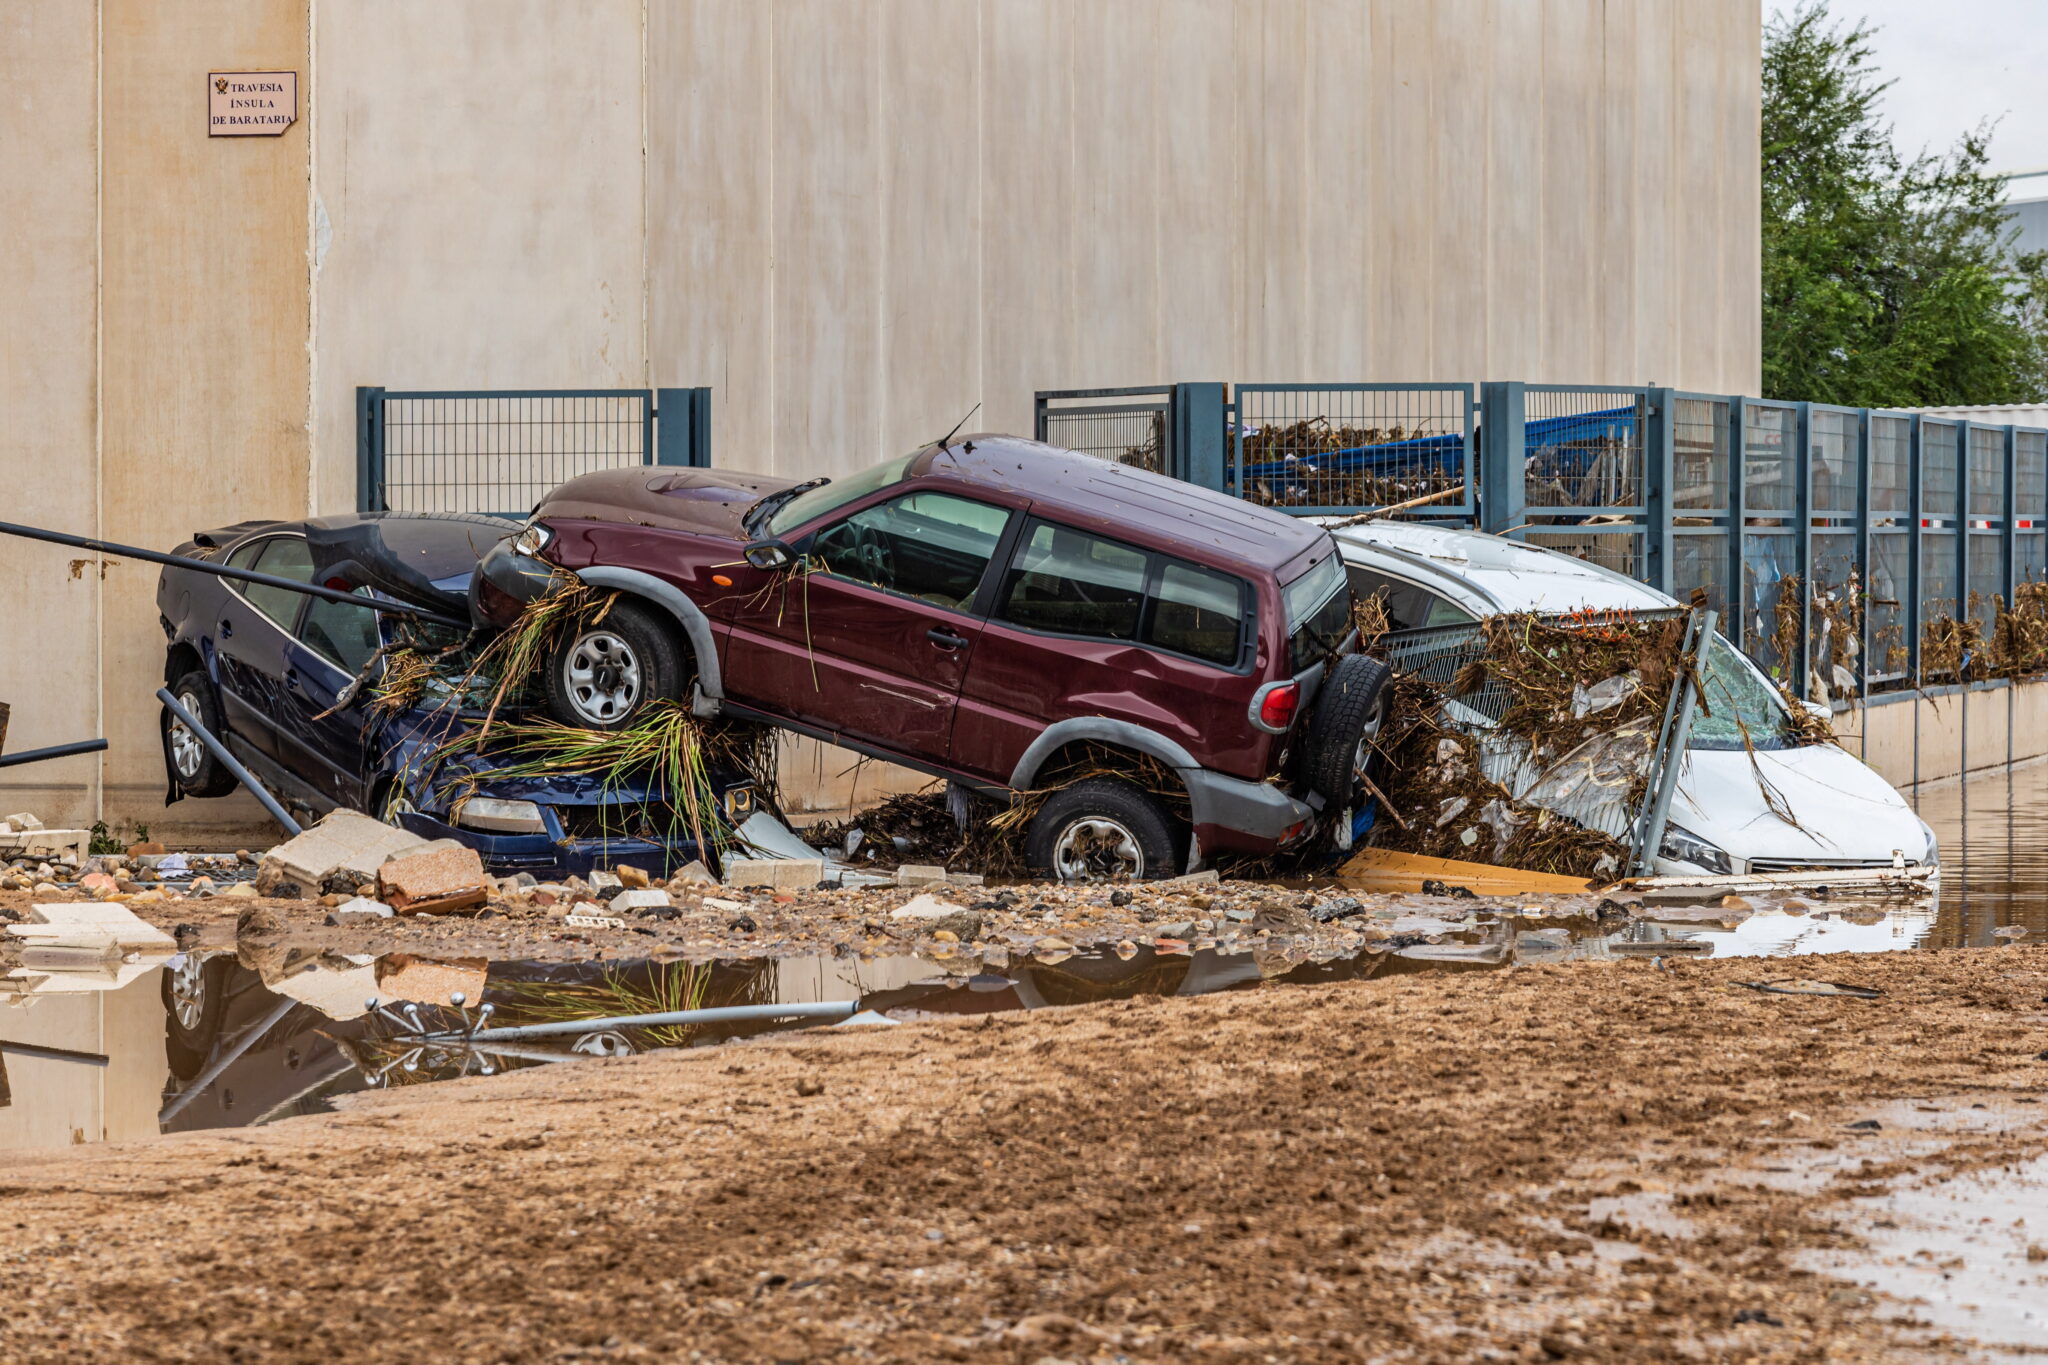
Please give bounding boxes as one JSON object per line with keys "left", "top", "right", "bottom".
{"left": 156, "top": 688, "right": 303, "bottom": 836}
{"left": 0, "top": 739, "right": 108, "bottom": 769}
{"left": 1632, "top": 609, "right": 1716, "bottom": 876}
{"left": 446, "top": 1000, "right": 858, "bottom": 1043}
{"left": 0, "top": 1040, "right": 111, "bottom": 1067}
{"left": 0, "top": 520, "right": 469, "bottom": 628}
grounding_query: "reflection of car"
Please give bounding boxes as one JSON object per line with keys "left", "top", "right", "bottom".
{"left": 473, "top": 436, "right": 1379, "bottom": 878}
{"left": 154, "top": 513, "right": 756, "bottom": 879}
{"left": 1330, "top": 520, "right": 1938, "bottom": 876}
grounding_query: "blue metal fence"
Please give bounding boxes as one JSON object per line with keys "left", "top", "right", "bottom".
{"left": 357, "top": 386, "right": 710, "bottom": 516}
{"left": 1059, "top": 379, "right": 2048, "bottom": 705}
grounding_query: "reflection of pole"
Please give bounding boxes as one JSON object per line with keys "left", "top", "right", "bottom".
{"left": 445, "top": 1000, "right": 856, "bottom": 1043}
{"left": 156, "top": 689, "right": 302, "bottom": 836}
{"left": 0, "top": 1039, "right": 110, "bottom": 1066}
{"left": 1631, "top": 609, "right": 1716, "bottom": 876}
{"left": 158, "top": 994, "right": 299, "bottom": 1125}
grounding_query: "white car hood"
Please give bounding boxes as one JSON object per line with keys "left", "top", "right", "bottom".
{"left": 1669, "top": 743, "right": 1932, "bottom": 867}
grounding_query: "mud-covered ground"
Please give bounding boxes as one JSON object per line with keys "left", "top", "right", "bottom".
{"left": 3, "top": 944, "right": 2044, "bottom": 1362}
{"left": 1, "top": 873, "right": 1648, "bottom": 965}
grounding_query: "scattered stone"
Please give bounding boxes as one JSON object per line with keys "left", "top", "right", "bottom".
{"left": 795, "top": 1079, "right": 825, "bottom": 1097}
{"left": 724, "top": 857, "right": 824, "bottom": 892}
{"left": 1719, "top": 895, "right": 1753, "bottom": 910}
{"left": 616, "top": 864, "right": 652, "bottom": 889}
{"left": 378, "top": 845, "right": 490, "bottom": 915}
{"left": 3, "top": 813, "right": 44, "bottom": 832}
{"left": 235, "top": 906, "right": 284, "bottom": 938}
{"left": 1842, "top": 1118, "right": 1883, "bottom": 1132}
{"left": 125, "top": 841, "right": 166, "bottom": 858}
{"left": 1420, "top": 879, "right": 1478, "bottom": 900}
{"left": 219, "top": 883, "right": 259, "bottom": 899}
{"left": 668, "top": 861, "right": 718, "bottom": 888}
{"left": 1109, "top": 889, "right": 1133, "bottom": 907}
{"left": 1164, "top": 869, "right": 1219, "bottom": 886}
{"left": 334, "top": 896, "right": 395, "bottom": 919}
{"left": 1309, "top": 896, "right": 1366, "bottom": 923}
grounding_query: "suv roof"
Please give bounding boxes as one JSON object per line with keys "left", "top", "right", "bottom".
{"left": 918, "top": 435, "right": 1329, "bottom": 576}
{"left": 1327, "top": 519, "right": 1674, "bottom": 614}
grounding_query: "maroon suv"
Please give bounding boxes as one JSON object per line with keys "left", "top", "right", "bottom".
{"left": 473, "top": 435, "right": 1386, "bottom": 879}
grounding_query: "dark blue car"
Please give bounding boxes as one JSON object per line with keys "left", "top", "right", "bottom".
{"left": 154, "top": 513, "right": 758, "bottom": 880}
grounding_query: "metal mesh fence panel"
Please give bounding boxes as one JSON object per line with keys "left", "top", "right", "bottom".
{"left": 1809, "top": 409, "right": 1858, "bottom": 516}
{"left": 2019, "top": 430, "right": 2047, "bottom": 584}
{"left": 1230, "top": 385, "right": 1472, "bottom": 515}
{"left": 1035, "top": 390, "right": 1172, "bottom": 472}
{"left": 1968, "top": 425, "right": 2005, "bottom": 519}
{"left": 1922, "top": 420, "right": 1960, "bottom": 520}
{"left": 1524, "top": 529, "right": 1645, "bottom": 581}
{"left": 1523, "top": 389, "right": 1646, "bottom": 510}
{"left": 1870, "top": 414, "right": 1911, "bottom": 517}
{"left": 1870, "top": 530, "right": 1911, "bottom": 682}
{"left": 375, "top": 392, "right": 651, "bottom": 515}
{"left": 1738, "top": 404, "right": 1798, "bottom": 681}
{"left": 1671, "top": 396, "right": 1728, "bottom": 511}
{"left": 1672, "top": 531, "right": 1727, "bottom": 617}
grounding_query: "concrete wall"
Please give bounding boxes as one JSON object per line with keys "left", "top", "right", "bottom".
{"left": 1844, "top": 679, "right": 2048, "bottom": 791}
{"left": 4, "top": 0, "right": 1764, "bottom": 833}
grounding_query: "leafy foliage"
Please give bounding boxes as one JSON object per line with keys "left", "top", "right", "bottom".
{"left": 1762, "top": 3, "right": 2048, "bottom": 406}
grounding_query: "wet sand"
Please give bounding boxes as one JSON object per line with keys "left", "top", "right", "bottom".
{"left": 3, "top": 943, "right": 2043, "bottom": 1362}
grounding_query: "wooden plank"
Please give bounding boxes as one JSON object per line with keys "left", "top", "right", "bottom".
{"left": 1337, "top": 846, "right": 1595, "bottom": 896}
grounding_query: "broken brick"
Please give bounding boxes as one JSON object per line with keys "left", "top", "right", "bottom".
{"left": 377, "top": 844, "right": 489, "bottom": 915}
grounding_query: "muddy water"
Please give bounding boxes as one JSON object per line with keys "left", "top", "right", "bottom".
{"left": 1911, "top": 755, "right": 2048, "bottom": 948}
{"left": 4, "top": 756, "right": 2044, "bottom": 1154}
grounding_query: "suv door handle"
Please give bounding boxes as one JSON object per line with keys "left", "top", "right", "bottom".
{"left": 218, "top": 618, "right": 234, "bottom": 639}
{"left": 284, "top": 668, "right": 302, "bottom": 691}
{"left": 926, "top": 627, "right": 968, "bottom": 651}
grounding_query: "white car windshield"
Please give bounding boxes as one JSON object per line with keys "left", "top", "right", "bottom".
{"left": 1690, "top": 633, "right": 1801, "bottom": 751}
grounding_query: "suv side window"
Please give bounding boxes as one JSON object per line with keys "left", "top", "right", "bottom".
{"left": 240, "top": 538, "right": 316, "bottom": 629}
{"left": 1150, "top": 561, "right": 1243, "bottom": 665}
{"left": 299, "top": 589, "right": 382, "bottom": 675}
{"left": 1345, "top": 565, "right": 1475, "bottom": 631}
{"left": 998, "top": 521, "right": 1147, "bottom": 640}
{"left": 811, "top": 491, "right": 1009, "bottom": 611}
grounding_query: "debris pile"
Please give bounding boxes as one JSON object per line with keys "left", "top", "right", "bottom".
{"left": 1364, "top": 612, "right": 1692, "bottom": 881}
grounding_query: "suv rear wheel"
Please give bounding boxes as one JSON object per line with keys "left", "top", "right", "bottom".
{"left": 543, "top": 600, "right": 688, "bottom": 731}
{"left": 163, "top": 671, "right": 239, "bottom": 797}
{"left": 1025, "top": 778, "right": 1180, "bottom": 882}
{"left": 1300, "top": 654, "right": 1392, "bottom": 804}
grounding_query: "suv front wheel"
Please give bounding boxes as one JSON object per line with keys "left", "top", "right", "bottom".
{"left": 1025, "top": 778, "right": 1180, "bottom": 882}
{"left": 543, "top": 600, "right": 689, "bottom": 730}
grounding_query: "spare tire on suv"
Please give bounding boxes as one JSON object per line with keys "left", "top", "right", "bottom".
{"left": 1300, "top": 654, "right": 1392, "bottom": 804}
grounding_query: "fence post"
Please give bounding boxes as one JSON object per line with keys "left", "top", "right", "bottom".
{"left": 1907, "top": 417, "right": 1923, "bottom": 684}
{"left": 1645, "top": 388, "right": 1675, "bottom": 594}
{"left": 1955, "top": 422, "right": 1971, "bottom": 661}
{"left": 1171, "top": 382, "right": 1227, "bottom": 492}
{"left": 1794, "top": 403, "right": 1814, "bottom": 698}
{"left": 1727, "top": 398, "right": 1748, "bottom": 648}
{"left": 655, "top": 388, "right": 713, "bottom": 467}
{"left": 355, "top": 386, "right": 386, "bottom": 513}
{"left": 1855, "top": 410, "right": 1872, "bottom": 730}
{"left": 2002, "top": 423, "right": 2018, "bottom": 612}
{"left": 1478, "top": 382, "right": 1525, "bottom": 536}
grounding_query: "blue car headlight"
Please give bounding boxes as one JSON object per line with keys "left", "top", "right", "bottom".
{"left": 1658, "top": 824, "right": 1733, "bottom": 876}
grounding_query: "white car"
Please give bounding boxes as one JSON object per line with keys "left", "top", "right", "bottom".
{"left": 1327, "top": 520, "right": 1938, "bottom": 878}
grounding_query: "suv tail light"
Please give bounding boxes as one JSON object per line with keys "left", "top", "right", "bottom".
{"left": 1253, "top": 680, "right": 1300, "bottom": 733}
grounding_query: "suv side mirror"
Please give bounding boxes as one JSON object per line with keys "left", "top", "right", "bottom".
{"left": 743, "top": 539, "right": 796, "bottom": 571}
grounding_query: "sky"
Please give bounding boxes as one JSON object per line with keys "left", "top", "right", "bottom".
{"left": 1781, "top": 0, "right": 2048, "bottom": 192}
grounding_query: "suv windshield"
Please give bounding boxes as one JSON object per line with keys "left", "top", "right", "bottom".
{"left": 1284, "top": 553, "right": 1352, "bottom": 671}
{"left": 1690, "top": 633, "right": 1801, "bottom": 751}
{"left": 765, "top": 453, "right": 918, "bottom": 537}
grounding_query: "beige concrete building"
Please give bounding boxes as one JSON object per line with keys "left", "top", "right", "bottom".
{"left": 2, "top": 0, "right": 1764, "bottom": 837}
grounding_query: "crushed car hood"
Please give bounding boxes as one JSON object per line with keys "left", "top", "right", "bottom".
{"left": 305, "top": 513, "right": 518, "bottom": 618}
{"left": 534, "top": 466, "right": 801, "bottom": 539}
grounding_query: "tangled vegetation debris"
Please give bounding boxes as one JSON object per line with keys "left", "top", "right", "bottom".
{"left": 1362, "top": 612, "right": 1698, "bottom": 880}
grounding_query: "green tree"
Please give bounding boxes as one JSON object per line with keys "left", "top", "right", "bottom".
{"left": 1762, "top": 3, "right": 2048, "bottom": 406}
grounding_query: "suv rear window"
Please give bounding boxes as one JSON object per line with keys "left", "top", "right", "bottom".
{"left": 1284, "top": 554, "right": 1351, "bottom": 671}
{"left": 996, "top": 518, "right": 1249, "bottom": 667}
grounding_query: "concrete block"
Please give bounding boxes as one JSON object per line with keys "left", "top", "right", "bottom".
{"left": 3, "top": 812, "right": 45, "bottom": 832}
{"left": 257, "top": 810, "right": 432, "bottom": 896}
{"left": 0, "top": 829, "right": 92, "bottom": 864}
{"left": 895, "top": 864, "right": 949, "bottom": 887}
{"left": 947, "top": 872, "right": 986, "bottom": 887}
{"left": 377, "top": 844, "right": 489, "bottom": 915}
{"left": 588, "top": 870, "right": 622, "bottom": 889}
{"left": 611, "top": 888, "right": 672, "bottom": 911}
{"left": 724, "top": 857, "right": 823, "bottom": 891}
{"left": 7, "top": 902, "right": 176, "bottom": 950}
